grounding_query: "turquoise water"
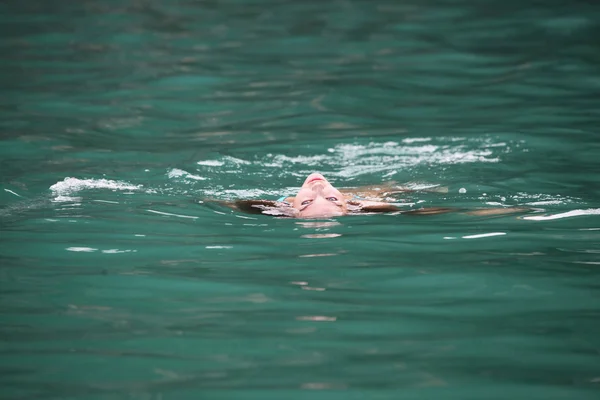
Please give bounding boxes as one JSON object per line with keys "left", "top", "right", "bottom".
{"left": 1, "top": 0, "right": 600, "bottom": 398}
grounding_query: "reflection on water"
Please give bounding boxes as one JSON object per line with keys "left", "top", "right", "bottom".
{"left": 1, "top": 0, "right": 600, "bottom": 399}
{"left": 300, "top": 233, "right": 343, "bottom": 239}
{"left": 297, "top": 220, "right": 344, "bottom": 240}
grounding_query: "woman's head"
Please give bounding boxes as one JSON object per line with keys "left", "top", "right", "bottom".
{"left": 293, "top": 173, "right": 347, "bottom": 218}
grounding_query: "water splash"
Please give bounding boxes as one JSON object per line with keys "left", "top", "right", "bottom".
{"left": 49, "top": 177, "right": 143, "bottom": 202}
{"left": 195, "top": 139, "right": 506, "bottom": 181}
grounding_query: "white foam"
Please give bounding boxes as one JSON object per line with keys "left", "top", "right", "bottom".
{"left": 401, "top": 137, "right": 432, "bottom": 144}
{"left": 66, "top": 247, "right": 97, "bottom": 252}
{"left": 197, "top": 160, "right": 224, "bottom": 166}
{"left": 526, "top": 200, "right": 565, "bottom": 206}
{"left": 50, "top": 178, "right": 142, "bottom": 197}
{"left": 218, "top": 188, "right": 285, "bottom": 199}
{"left": 52, "top": 195, "right": 82, "bottom": 203}
{"left": 512, "top": 192, "right": 580, "bottom": 205}
{"left": 223, "top": 156, "right": 251, "bottom": 165}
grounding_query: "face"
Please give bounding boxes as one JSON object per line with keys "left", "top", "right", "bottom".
{"left": 293, "top": 173, "right": 347, "bottom": 218}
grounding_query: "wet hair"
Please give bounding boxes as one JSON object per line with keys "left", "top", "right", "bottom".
{"left": 232, "top": 200, "right": 456, "bottom": 218}
{"left": 233, "top": 200, "right": 298, "bottom": 217}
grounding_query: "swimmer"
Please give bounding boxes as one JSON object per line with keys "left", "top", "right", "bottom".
{"left": 228, "top": 172, "right": 526, "bottom": 219}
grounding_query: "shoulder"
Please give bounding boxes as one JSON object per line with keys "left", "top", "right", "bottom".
{"left": 347, "top": 200, "right": 401, "bottom": 213}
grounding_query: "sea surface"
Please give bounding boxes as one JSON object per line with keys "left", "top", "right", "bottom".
{"left": 1, "top": 0, "right": 599, "bottom": 399}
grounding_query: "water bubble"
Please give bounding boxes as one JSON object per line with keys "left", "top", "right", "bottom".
{"left": 459, "top": 188, "right": 467, "bottom": 194}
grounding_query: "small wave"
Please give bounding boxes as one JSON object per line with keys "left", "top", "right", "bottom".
{"left": 197, "top": 156, "right": 251, "bottom": 167}
{"left": 167, "top": 168, "right": 206, "bottom": 181}
{"left": 524, "top": 208, "right": 600, "bottom": 221}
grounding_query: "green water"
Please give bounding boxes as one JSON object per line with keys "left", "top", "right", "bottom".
{"left": 1, "top": 0, "right": 600, "bottom": 399}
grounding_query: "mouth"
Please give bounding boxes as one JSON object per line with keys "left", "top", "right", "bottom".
{"left": 308, "top": 177, "right": 324, "bottom": 184}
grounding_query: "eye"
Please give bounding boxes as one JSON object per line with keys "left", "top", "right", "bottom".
{"left": 301, "top": 199, "right": 312, "bottom": 206}
{"left": 326, "top": 197, "right": 338, "bottom": 202}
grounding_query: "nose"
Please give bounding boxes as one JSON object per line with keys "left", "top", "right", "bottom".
{"left": 311, "top": 182, "right": 325, "bottom": 194}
